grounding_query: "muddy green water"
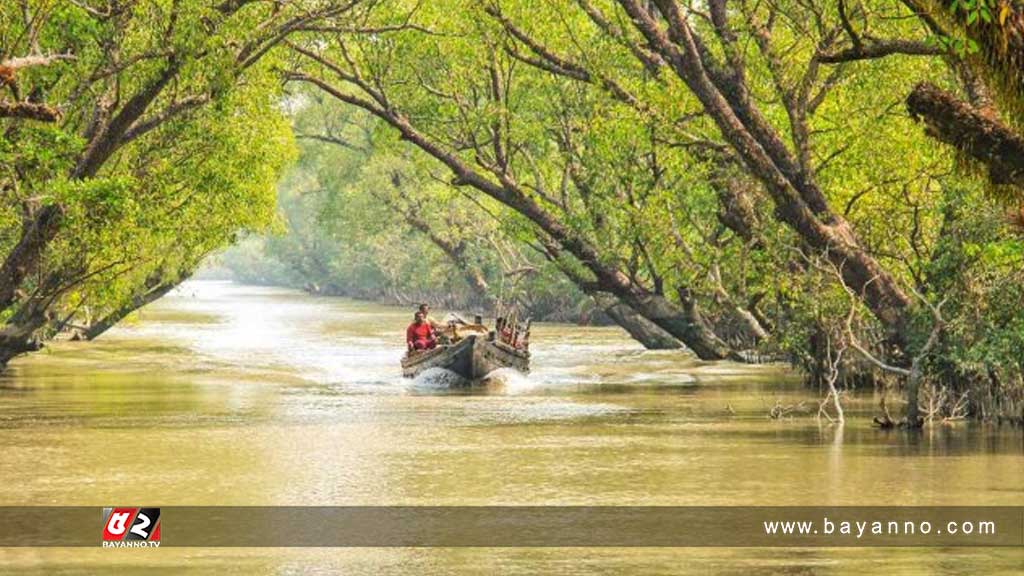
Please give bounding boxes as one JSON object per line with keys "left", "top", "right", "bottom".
{"left": 0, "top": 281, "right": 1020, "bottom": 574}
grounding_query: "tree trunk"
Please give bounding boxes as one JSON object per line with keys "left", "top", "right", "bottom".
{"left": 297, "top": 74, "right": 738, "bottom": 359}
{"left": 592, "top": 292, "right": 682, "bottom": 350}
{"left": 0, "top": 322, "right": 45, "bottom": 366}
{"left": 594, "top": 270, "right": 736, "bottom": 359}
{"left": 83, "top": 278, "right": 183, "bottom": 340}
{"left": 0, "top": 204, "right": 63, "bottom": 311}
{"left": 374, "top": 184, "right": 493, "bottom": 308}
{"left": 0, "top": 295, "right": 56, "bottom": 366}
{"left": 0, "top": 253, "right": 78, "bottom": 365}
{"left": 905, "top": 356, "right": 927, "bottom": 428}
{"left": 621, "top": 0, "right": 913, "bottom": 353}
{"left": 724, "top": 300, "right": 770, "bottom": 344}
{"left": 907, "top": 82, "right": 1024, "bottom": 190}
{"left": 534, "top": 235, "right": 708, "bottom": 353}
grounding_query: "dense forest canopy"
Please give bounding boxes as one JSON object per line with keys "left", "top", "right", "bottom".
{"left": 3, "top": 1, "right": 1023, "bottom": 425}
{"left": 0, "top": 1, "right": 313, "bottom": 353}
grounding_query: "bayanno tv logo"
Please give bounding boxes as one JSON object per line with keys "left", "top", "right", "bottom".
{"left": 101, "top": 507, "right": 161, "bottom": 548}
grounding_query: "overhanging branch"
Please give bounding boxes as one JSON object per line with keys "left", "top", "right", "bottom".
{"left": 907, "top": 82, "right": 1024, "bottom": 189}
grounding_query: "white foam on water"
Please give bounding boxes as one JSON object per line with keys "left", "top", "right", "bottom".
{"left": 478, "top": 367, "right": 537, "bottom": 394}
{"left": 407, "top": 367, "right": 469, "bottom": 391}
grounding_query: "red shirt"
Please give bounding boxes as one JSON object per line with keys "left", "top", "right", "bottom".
{"left": 406, "top": 322, "right": 434, "bottom": 344}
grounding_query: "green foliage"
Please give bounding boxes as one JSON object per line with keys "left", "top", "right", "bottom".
{"left": 931, "top": 0, "right": 1024, "bottom": 122}
{"left": 253, "top": 0, "right": 1023, "bottom": 414}
{"left": 0, "top": 1, "right": 296, "bottom": 339}
{"left": 923, "top": 184, "right": 1024, "bottom": 376}
{"left": 2, "top": 0, "right": 1022, "bottom": 415}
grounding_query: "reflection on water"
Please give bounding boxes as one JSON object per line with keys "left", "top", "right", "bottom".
{"left": 0, "top": 281, "right": 1020, "bottom": 574}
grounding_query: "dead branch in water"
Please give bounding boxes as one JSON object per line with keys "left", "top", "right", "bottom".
{"left": 810, "top": 252, "right": 947, "bottom": 428}
{"left": 874, "top": 393, "right": 897, "bottom": 429}
{"left": 769, "top": 399, "right": 809, "bottom": 419}
{"left": 817, "top": 333, "right": 846, "bottom": 424}
{"left": 920, "top": 381, "right": 970, "bottom": 424}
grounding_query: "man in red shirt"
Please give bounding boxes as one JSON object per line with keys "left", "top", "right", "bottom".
{"left": 406, "top": 311, "right": 437, "bottom": 352}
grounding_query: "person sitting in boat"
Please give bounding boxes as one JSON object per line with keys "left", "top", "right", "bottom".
{"left": 417, "top": 303, "right": 444, "bottom": 331}
{"left": 494, "top": 316, "right": 515, "bottom": 345}
{"left": 406, "top": 311, "right": 438, "bottom": 352}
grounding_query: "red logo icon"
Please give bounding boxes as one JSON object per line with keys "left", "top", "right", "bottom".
{"left": 102, "top": 507, "right": 160, "bottom": 546}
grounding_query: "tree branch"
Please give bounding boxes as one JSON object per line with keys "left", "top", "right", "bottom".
{"left": 0, "top": 101, "right": 60, "bottom": 121}
{"left": 907, "top": 82, "right": 1024, "bottom": 189}
{"left": 818, "top": 38, "right": 944, "bottom": 63}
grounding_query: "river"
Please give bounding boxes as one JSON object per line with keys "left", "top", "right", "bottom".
{"left": 0, "top": 281, "right": 1020, "bottom": 574}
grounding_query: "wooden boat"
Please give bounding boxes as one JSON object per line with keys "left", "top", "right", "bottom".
{"left": 401, "top": 334, "right": 530, "bottom": 380}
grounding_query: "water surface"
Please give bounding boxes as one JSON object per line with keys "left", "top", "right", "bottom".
{"left": 0, "top": 281, "right": 1020, "bottom": 574}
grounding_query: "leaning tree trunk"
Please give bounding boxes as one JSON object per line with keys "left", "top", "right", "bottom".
{"left": 0, "top": 204, "right": 63, "bottom": 311}
{"left": 0, "top": 279, "right": 64, "bottom": 366}
{"left": 83, "top": 278, "right": 183, "bottom": 340}
{"left": 907, "top": 82, "right": 1024, "bottom": 190}
{"left": 0, "top": 320, "right": 45, "bottom": 366}
{"left": 374, "top": 184, "right": 494, "bottom": 310}
{"left": 592, "top": 292, "right": 682, "bottom": 350}
{"left": 495, "top": 188, "right": 737, "bottom": 359}
{"left": 534, "top": 235, "right": 687, "bottom": 351}
{"left": 296, "top": 73, "right": 738, "bottom": 360}
{"left": 613, "top": 286, "right": 736, "bottom": 359}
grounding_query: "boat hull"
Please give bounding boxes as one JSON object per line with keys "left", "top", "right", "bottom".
{"left": 401, "top": 334, "right": 529, "bottom": 381}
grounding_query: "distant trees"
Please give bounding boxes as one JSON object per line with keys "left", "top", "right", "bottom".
{"left": 249, "top": 101, "right": 586, "bottom": 319}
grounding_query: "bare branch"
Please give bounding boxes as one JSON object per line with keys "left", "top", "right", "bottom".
{"left": 120, "top": 94, "right": 211, "bottom": 144}
{"left": 0, "top": 101, "right": 60, "bottom": 121}
{"left": 818, "top": 38, "right": 944, "bottom": 64}
{"left": 0, "top": 53, "right": 76, "bottom": 70}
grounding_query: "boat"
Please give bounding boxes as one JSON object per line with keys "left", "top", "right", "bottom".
{"left": 401, "top": 334, "right": 530, "bottom": 380}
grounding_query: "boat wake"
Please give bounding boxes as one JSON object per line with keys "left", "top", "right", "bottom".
{"left": 478, "top": 367, "right": 537, "bottom": 393}
{"left": 407, "top": 367, "right": 469, "bottom": 391}
{"left": 406, "top": 366, "right": 537, "bottom": 394}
